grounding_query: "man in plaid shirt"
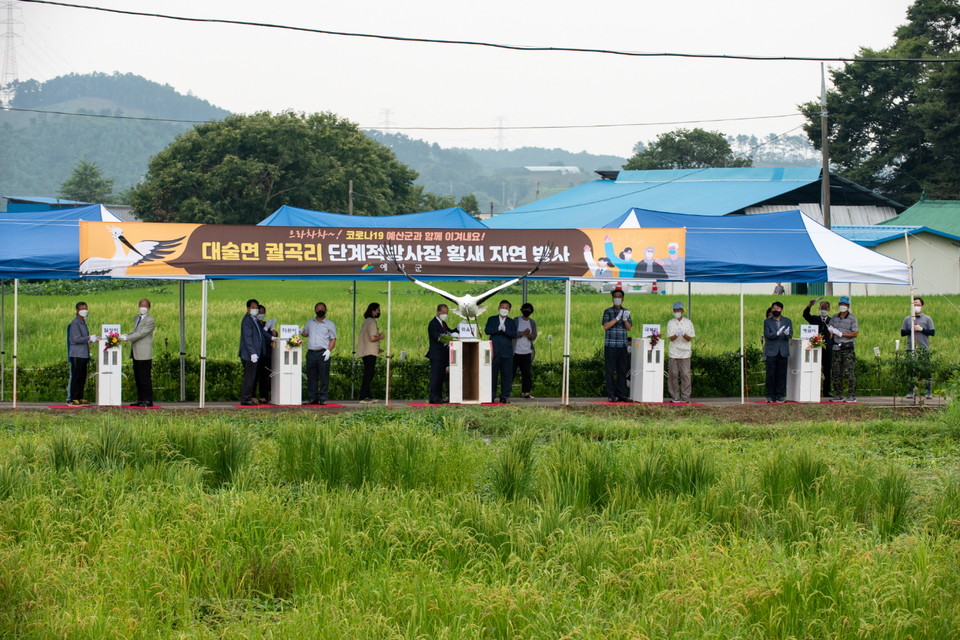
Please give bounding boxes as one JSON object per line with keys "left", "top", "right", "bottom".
{"left": 602, "top": 289, "right": 633, "bottom": 402}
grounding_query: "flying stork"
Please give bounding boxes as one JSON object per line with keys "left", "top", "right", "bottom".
{"left": 79, "top": 226, "right": 185, "bottom": 277}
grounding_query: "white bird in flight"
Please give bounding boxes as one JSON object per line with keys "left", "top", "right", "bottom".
{"left": 80, "top": 226, "right": 185, "bottom": 277}
{"left": 385, "top": 243, "right": 553, "bottom": 335}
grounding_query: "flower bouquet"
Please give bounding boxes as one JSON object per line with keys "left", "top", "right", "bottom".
{"left": 103, "top": 332, "right": 121, "bottom": 351}
{"left": 648, "top": 330, "right": 661, "bottom": 349}
{"left": 285, "top": 334, "right": 303, "bottom": 350}
{"left": 807, "top": 334, "right": 826, "bottom": 349}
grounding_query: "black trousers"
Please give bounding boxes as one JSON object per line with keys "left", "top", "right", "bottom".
{"left": 428, "top": 358, "right": 447, "bottom": 403}
{"left": 241, "top": 359, "right": 259, "bottom": 403}
{"left": 604, "top": 346, "right": 629, "bottom": 400}
{"left": 513, "top": 353, "right": 533, "bottom": 394}
{"left": 492, "top": 355, "right": 514, "bottom": 401}
{"left": 255, "top": 352, "right": 271, "bottom": 401}
{"left": 132, "top": 358, "right": 153, "bottom": 403}
{"left": 360, "top": 355, "right": 377, "bottom": 399}
{"left": 765, "top": 354, "right": 788, "bottom": 400}
{"left": 305, "top": 349, "right": 331, "bottom": 403}
{"left": 67, "top": 356, "right": 89, "bottom": 402}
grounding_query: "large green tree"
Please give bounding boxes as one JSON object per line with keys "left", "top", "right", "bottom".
{"left": 623, "top": 128, "right": 752, "bottom": 170}
{"left": 800, "top": 0, "right": 960, "bottom": 203}
{"left": 58, "top": 160, "right": 115, "bottom": 202}
{"left": 131, "top": 111, "right": 420, "bottom": 224}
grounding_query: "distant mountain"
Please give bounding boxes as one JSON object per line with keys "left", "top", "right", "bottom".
{"left": 0, "top": 72, "right": 230, "bottom": 199}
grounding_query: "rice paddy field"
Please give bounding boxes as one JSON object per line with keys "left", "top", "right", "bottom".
{"left": 1, "top": 403, "right": 959, "bottom": 638}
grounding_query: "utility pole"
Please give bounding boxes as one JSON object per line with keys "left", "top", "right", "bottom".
{"left": 1, "top": 1, "right": 21, "bottom": 109}
{"left": 820, "top": 63, "right": 833, "bottom": 296}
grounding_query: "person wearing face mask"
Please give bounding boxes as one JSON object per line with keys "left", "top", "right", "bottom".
{"left": 66, "top": 301, "right": 99, "bottom": 405}
{"left": 301, "top": 302, "right": 337, "bottom": 406}
{"left": 358, "top": 302, "right": 385, "bottom": 403}
{"left": 762, "top": 301, "right": 792, "bottom": 403}
{"left": 238, "top": 299, "right": 264, "bottom": 405}
{"left": 827, "top": 295, "right": 859, "bottom": 402}
{"left": 636, "top": 246, "right": 668, "bottom": 279}
{"left": 426, "top": 303, "right": 454, "bottom": 404}
{"left": 485, "top": 300, "right": 518, "bottom": 404}
{"left": 803, "top": 298, "right": 833, "bottom": 398}
{"left": 603, "top": 235, "right": 638, "bottom": 278}
{"left": 602, "top": 289, "right": 632, "bottom": 402}
{"left": 661, "top": 242, "right": 685, "bottom": 280}
{"left": 512, "top": 303, "right": 538, "bottom": 399}
{"left": 253, "top": 304, "right": 278, "bottom": 404}
{"left": 120, "top": 298, "right": 155, "bottom": 407}
{"left": 900, "top": 297, "right": 935, "bottom": 399}
{"left": 666, "top": 301, "right": 696, "bottom": 403}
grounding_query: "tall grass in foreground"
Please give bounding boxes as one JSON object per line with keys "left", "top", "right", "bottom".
{"left": 0, "top": 408, "right": 959, "bottom": 638}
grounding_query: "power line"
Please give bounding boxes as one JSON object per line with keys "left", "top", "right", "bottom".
{"left": 18, "top": 0, "right": 960, "bottom": 63}
{"left": 2, "top": 105, "right": 804, "bottom": 130}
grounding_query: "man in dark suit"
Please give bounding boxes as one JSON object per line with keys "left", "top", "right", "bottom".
{"left": 763, "top": 301, "right": 793, "bottom": 402}
{"left": 238, "top": 298, "right": 264, "bottom": 405}
{"left": 484, "top": 299, "right": 518, "bottom": 404}
{"left": 426, "top": 304, "right": 454, "bottom": 404}
{"left": 122, "top": 298, "right": 156, "bottom": 407}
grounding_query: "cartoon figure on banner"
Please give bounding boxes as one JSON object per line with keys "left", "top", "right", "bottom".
{"left": 603, "top": 235, "right": 638, "bottom": 278}
{"left": 583, "top": 245, "right": 617, "bottom": 278}
{"left": 660, "top": 241, "right": 685, "bottom": 280}
{"left": 635, "top": 246, "right": 669, "bottom": 279}
{"left": 80, "top": 226, "right": 185, "bottom": 277}
{"left": 384, "top": 242, "right": 553, "bottom": 335}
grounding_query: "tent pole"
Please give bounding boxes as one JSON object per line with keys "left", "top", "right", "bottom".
{"left": 199, "top": 279, "right": 208, "bottom": 409}
{"left": 12, "top": 279, "right": 17, "bottom": 410}
{"left": 687, "top": 282, "right": 692, "bottom": 320}
{"left": 179, "top": 281, "right": 186, "bottom": 402}
{"left": 562, "top": 279, "right": 571, "bottom": 406}
{"left": 351, "top": 281, "right": 357, "bottom": 400}
{"left": 739, "top": 285, "right": 745, "bottom": 405}
{"left": 905, "top": 231, "right": 916, "bottom": 352}
{"left": 1, "top": 279, "right": 5, "bottom": 402}
{"left": 385, "top": 281, "right": 392, "bottom": 407}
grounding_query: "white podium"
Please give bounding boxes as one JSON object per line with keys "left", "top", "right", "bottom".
{"left": 97, "top": 323, "right": 123, "bottom": 406}
{"left": 271, "top": 325, "right": 303, "bottom": 406}
{"left": 449, "top": 339, "right": 492, "bottom": 404}
{"left": 786, "top": 338, "right": 822, "bottom": 403}
{"left": 630, "top": 337, "right": 664, "bottom": 403}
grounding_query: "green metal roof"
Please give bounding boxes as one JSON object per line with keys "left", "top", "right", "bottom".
{"left": 881, "top": 198, "right": 960, "bottom": 237}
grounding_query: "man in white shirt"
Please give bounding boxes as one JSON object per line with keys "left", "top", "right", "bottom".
{"left": 301, "top": 302, "right": 337, "bottom": 405}
{"left": 666, "top": 301, "right": 696, "bottom": 403}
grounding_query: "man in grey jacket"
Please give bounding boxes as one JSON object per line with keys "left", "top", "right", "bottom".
{"left": 122, "top": 298, "right": 155, "bottom": 407}
{"left": 66, "top": 301, "right": 99, "bottom": 405}
{"left": 762, "top": 301, "right": 792, "bottom": 403}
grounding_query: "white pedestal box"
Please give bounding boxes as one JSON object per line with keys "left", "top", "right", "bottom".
{"left": 786, "top": 338, "right": 822, "bottom": 403}
{"left": 449, "top": 339, "right": 492, "bottom": 404}
{"left": 630, "top": 337, "right": 664, "bottom": 403}
{"left": 271, "top": 325, "right": 303, "bottom": 406}
{"left": 97, "top": 323, "right": 123, "bottom": 406}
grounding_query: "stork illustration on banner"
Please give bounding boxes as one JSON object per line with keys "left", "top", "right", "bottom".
{"left": 80, "top": 226, "right": 186, "bottom": 277}
{"left": 384, "top": 243, "right": 554, "bottom": 336}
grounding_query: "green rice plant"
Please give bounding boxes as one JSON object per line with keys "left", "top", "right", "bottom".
{"left": 201, "top": 424, "right": 251, "bottom": 488}
{"left": 384, "top": 428, "right": 428, "bottom": 490}
{"left": 630, "top": 442, "right": 669, "bottom": 497}
{"left": 668, "top": 441, "right": 717, "bottom": 496}
{"left": 161, "top": 423, "right": 203, "bottom": 463}
{"left": 581, "top": 442, "right": 617, "bottom": 509}
{"left": 758, "top": 449, "right": 791, "bottom": 508}
{"left": 788, "top": 446, "right": 829, "bottom": 499}
{"left": 542, "top": 433, "right": 587, "bottom": 511}
{"left": 88, "top": 422, "right": 144, "bottom": 470}
{"left": 48, "top": 431, "right": 81, "bottom": 472}
{"left": 488, "top": 426, "right": 538, "bottom": 501}
{"left": 0, "top": 462, "right": 24, "bottom": 500}
{"left": 343, "top": 427, "right": 377, "bottom": 488}
{"left": 929, "top": 473, "right": 960, "bottom": 538}
{"left": 873, "top": 466, "right": 913, "bottom": 539}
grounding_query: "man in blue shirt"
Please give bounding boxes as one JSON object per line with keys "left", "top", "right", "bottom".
{"left": 602, "top": 289, "right": 632, "bottom": 402}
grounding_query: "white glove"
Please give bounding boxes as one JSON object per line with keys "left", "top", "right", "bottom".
{"left": 830, "top": 326, "right": 842, "bottom": 337}
{"left": 120, "top": 334, "right": 128, "bottom": 341}
{"left": 616, "top": 311, "right": 623, "bottom": 322}
{"left": 323, "top": 350, "right": 331, "bottom": 361}
{"left": 88, "top": 335, "right": 99, "bottom": 342}
{"left": 777, "top": 326, "right": 786, "bottom": 336}
{"left": 622, "top": 311, "right": 631, "bottom": 322}
{"left": 251, "top": 354, "right": 259, "bottom": 363}
{"left": 676, "top": 329, "right": 684, "bottom": 338}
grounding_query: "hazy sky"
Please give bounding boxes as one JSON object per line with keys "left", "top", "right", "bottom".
{"left": 13, "top": 0, "right": 915, "bottom": 157}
